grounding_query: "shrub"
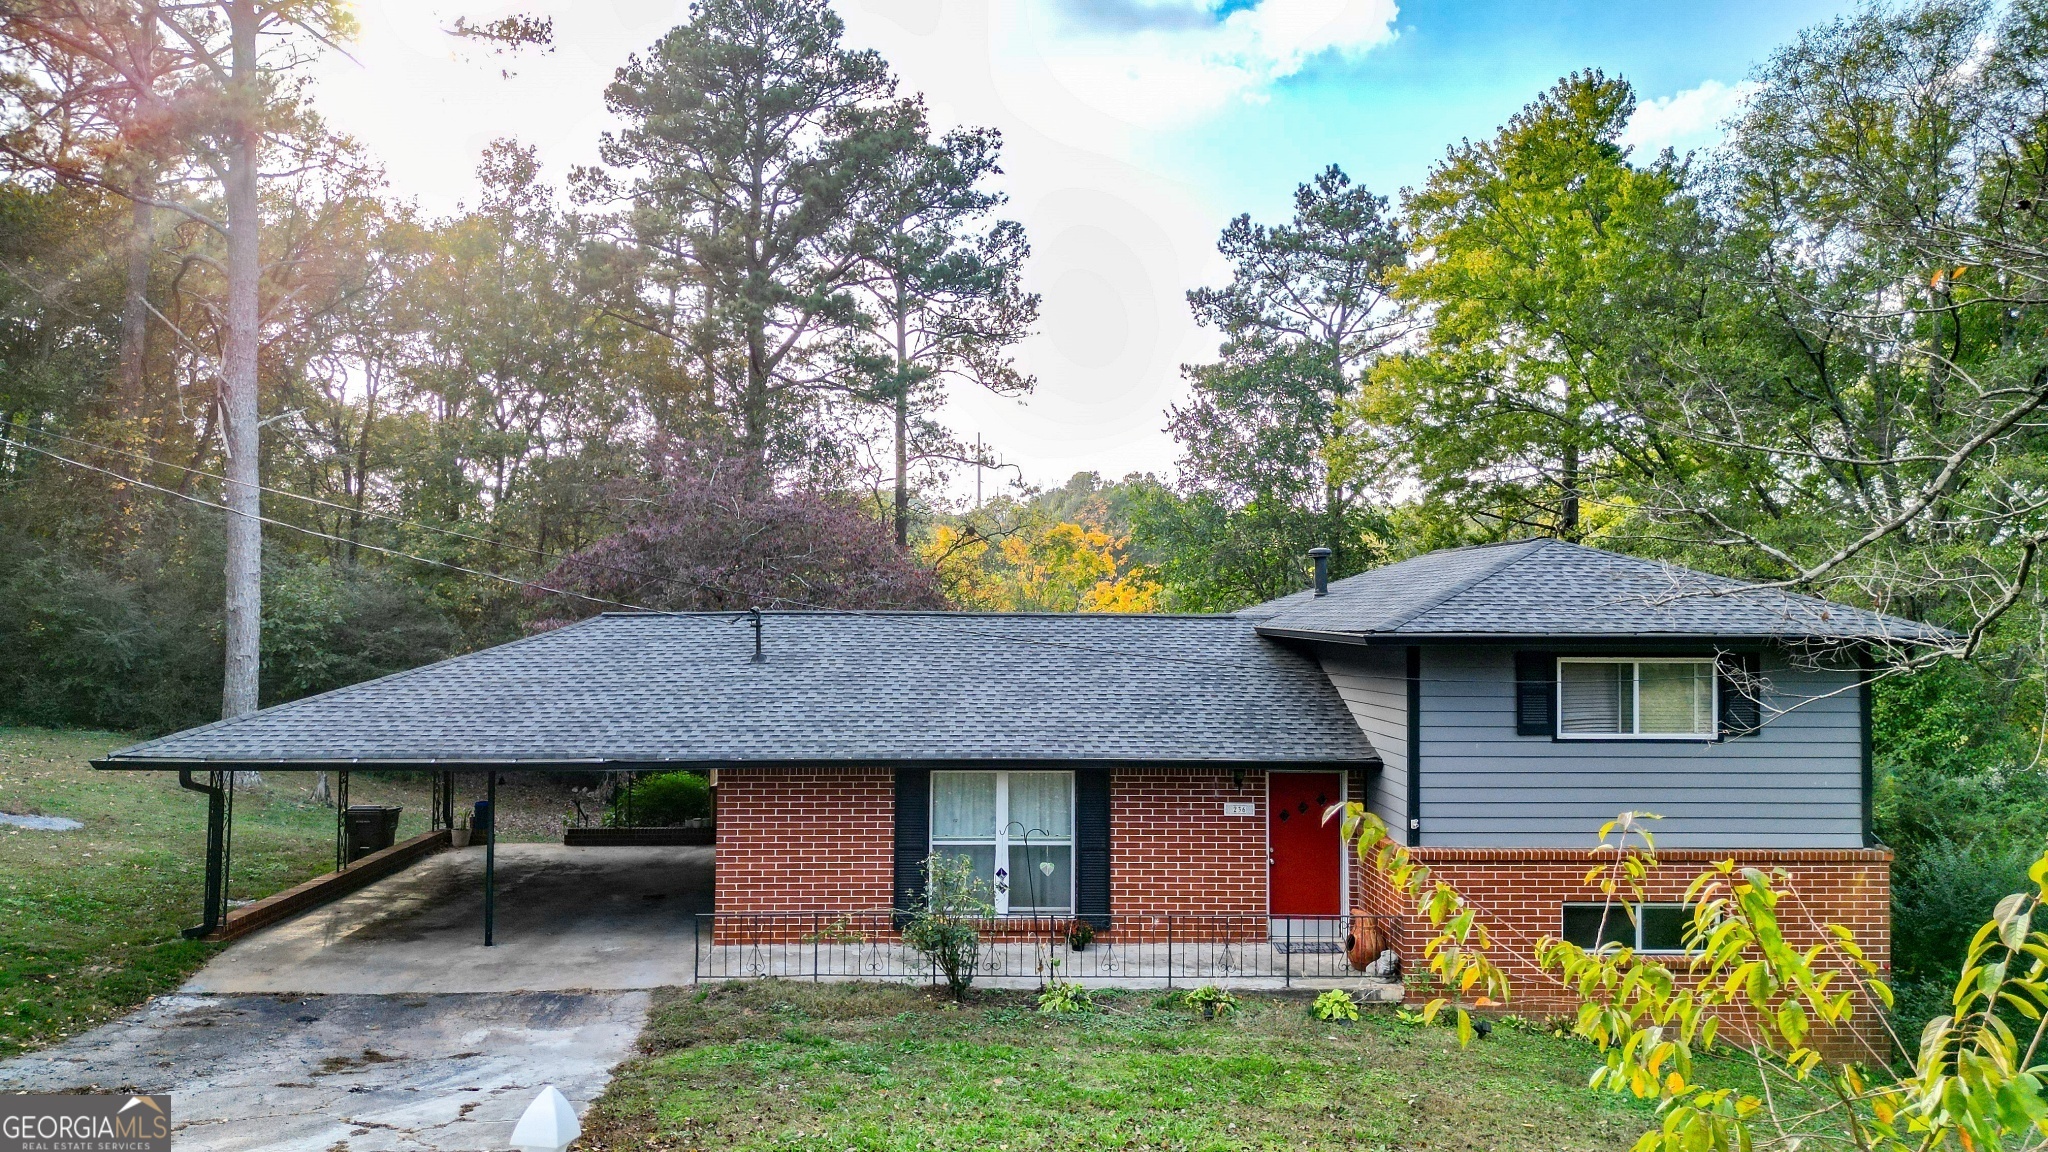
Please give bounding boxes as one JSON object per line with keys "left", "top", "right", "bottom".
{"left": 1037, "top": 980, "right": 1094, "bottom": 1015}
{"left": 1312, "top": 988, "right": 1359, "bottom": 1022}
{"left": 901, "top": 853, "right": 994, "bottom": 1000}
{"left": 610, "top": 771, "right": 712, "bottom": 826}
{"left": 1180, "top": 985, "right": 1238, "bottom": 1018}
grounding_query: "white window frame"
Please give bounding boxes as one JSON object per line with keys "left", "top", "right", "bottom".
{"left": 1561, "top": 902, "right": 1703, "bottom": 954}
{"left": 929, "top": 770, "right": 1074, "bottom": 917}
{"left": 1556, "top": 657, "right": 1719, "bottom": 741}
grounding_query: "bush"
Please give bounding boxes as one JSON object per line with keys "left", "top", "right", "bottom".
{"left": 1179, "top": 985, "right": 1238, "bottom": 1018}
{"left": 610, "top": 772, "right": 712, "bottom": 826}
{"left": 1312, "top": 988, "right": 1359, "bottom": 1022}
{"left": 1037, "top": 980, "right": 1093, "bottom": 1015}
{"left": 901, "top": 854, "right": 994, "bottom": 1000}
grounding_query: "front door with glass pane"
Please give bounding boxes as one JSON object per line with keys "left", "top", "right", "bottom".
{"left": 929, "top": 771, "right": 1074, "bottom": 916}
{"left": 1268, "top": 771, "right": 1342, "bottom": 916}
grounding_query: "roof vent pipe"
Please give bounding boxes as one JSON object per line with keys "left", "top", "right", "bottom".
{"left": 734, "top": 607, "right": 766, "bottom": 663}
{"left": 1308, "top": 547, "right": 1332, "bottom": 597}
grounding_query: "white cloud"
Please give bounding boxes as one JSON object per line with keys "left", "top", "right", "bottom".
{"left": 1007, "top": 0, "right": 1400, "bottom": 129}
{"left": 1622, "top": 78, "right": 1756, "bottom": 157}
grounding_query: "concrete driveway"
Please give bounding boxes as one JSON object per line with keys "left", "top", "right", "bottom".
{"left": 0, "top": 843, "right": 711, "bottom": 1150}
{"left": 0, "top": 990, "right": 648, "bottom": 1151}
{"left": 191, "top": 843, "right": 713, "bottom": 994}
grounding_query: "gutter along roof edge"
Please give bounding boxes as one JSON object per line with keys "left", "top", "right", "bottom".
{"left": 1253, "top": 625, "right": 1947, "bottom": 645}
{"left": 92, "top": 754, "right": 1386, "bottom": 772}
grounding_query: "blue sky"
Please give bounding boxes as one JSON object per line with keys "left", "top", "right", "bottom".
{"left": 314, "top": 0, "right": 1859, "bottom": 490}
{"left": 1164, "top": 0, "right": 1853, "bottom": 222}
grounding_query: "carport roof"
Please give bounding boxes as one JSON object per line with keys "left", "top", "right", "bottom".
{"left": 96, "top": 611, "right": 1381, "bottom": 770}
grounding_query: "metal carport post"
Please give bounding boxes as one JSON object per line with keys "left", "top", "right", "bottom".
{"left": 484, "top": 770, "right": 496, "bottom": 946}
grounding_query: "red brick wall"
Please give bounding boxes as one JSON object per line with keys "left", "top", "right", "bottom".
{"left": 1109, "top": 768, "right": 1268, "bottom": 930}
{"left": 713, "top": 768, "right": 894, "bottom": 915}
{"left": 1353, "top": 846, "right": 1893, "bottom": 1057}
{"left": 714, "top": 767, "right": 1280, "bottom": 942}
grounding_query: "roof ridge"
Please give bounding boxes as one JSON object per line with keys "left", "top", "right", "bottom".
{"left": 1370, "top": 537, "right": 1553, "bottom": 632}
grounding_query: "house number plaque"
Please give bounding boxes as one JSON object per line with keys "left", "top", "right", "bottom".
{"left": 1221, "top": 802, "right": 1256, "bottom": 817}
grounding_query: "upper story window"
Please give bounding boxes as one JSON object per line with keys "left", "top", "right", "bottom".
{"left": 1557, "top": 658, "right": 1717, "bottom": 739}
{"left": 930, "top": 770, "right": 1073, "bottom": 916}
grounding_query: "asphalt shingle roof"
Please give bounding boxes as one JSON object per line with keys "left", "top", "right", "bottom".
{"left": 100, "top": 612, "right": 1380, "bottom": 768}
{"left": 1244, "top": 538, "right": 1949, "bottom": 643}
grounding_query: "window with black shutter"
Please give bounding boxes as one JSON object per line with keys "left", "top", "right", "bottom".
{"left": 1514, "top": 651, "right": 1556, "bottom": 736}
{"left": 1718, "top": 653, "right": 1764, "bottom": 737}
{"left": 1074, "top": 767, "right": 1110, "bottom": 929}
{"left": 892, "top": 768, "right": 931, "bottom": 920}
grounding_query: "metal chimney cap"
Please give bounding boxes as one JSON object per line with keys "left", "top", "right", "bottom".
{"left": 1308, "top": 547, "right": 1332, "bottom": 597}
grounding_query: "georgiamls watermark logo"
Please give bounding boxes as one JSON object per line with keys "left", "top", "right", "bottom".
{"left": 0, "top": 1093, "right": 171, "bottom": 1152}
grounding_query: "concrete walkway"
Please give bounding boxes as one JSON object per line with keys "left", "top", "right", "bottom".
{"left": 0, "top": 991, "right": 648, "bottom": 1152}
{"left": 190, "top": 843, "right": 711, "bottom": 994}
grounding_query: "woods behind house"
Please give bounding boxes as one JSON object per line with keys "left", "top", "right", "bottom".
{"left": 5, "top": 0, "right": 2048, "bottom": 1033}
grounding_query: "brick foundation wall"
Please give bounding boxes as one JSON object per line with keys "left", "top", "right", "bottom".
{"left": 1353, "top": 846, "right": 1893, "bottom": 1059}
{"left": 713, "top": 768, "right": 894, "bottom": 922}
{"left": 1108, "top": 769, "right": 1267, "bottom": 935}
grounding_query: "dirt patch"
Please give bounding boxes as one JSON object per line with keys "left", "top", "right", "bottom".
{"left": 315, "top": 1048, "right": 400, "bottom": 1075}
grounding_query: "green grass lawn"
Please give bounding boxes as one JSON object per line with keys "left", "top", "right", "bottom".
{"left": 582, "top": 981, "right": 1670, "bottom": 1152}
{"left": 0, "top": 725, "right": 579, "bottom": 1058}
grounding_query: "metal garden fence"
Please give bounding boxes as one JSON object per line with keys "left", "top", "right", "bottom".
{"left": 691, "top": 911, "right": 1401, "bottom": 988}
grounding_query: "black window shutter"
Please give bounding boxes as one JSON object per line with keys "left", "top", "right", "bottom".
{"left": 1719, "top": 653, "right": 1764, "bottom": 738}
{"left": 1514, "top": 651, "right": 1556, "bottom": 736}
{"left": 1074, "top": 767, "right": 1111, "bottom": 929}
{"left": 892, "top": 768, "right": 931, "bottom": 922}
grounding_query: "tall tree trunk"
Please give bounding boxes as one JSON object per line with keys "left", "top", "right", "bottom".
{"left": 1559, "top": 439, "right": 1581, "bottom": 541}
{"left": 347, "top": 387, "right": 373, "bottom": 563}
{"left": 219, "top": 0, "right": 262, "bottom": 721}
{"left": 893, "top": 274, "right": 909, "bottom": 549}
{"left": 119, "top": 177, "right": 153, "bottom": 407}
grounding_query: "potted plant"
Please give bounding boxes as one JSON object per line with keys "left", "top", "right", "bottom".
{"left": 450, "top": 814, "right": 472, "bottom": 848}
{"left": 1066, "top": 921, "right": 1094, "bottom": 952}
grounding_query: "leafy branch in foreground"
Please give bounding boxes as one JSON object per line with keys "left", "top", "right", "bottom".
{"left": 1333, "top": 804, "right": 2048, "bottom": 1150}
{"left": 1334, "top": 806, "right": 1510, "bottom": 1046}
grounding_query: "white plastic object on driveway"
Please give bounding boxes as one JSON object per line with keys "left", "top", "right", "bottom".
{"left": 509, "top": 1084, "right": 580, "bottom": 1152}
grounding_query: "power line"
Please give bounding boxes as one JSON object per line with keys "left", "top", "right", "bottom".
{"left": 0, "top": 433, "right": 659, "bottom": 613}
{"left": 2, "top": 428, "right": 1295, "bottom": 671}
{"left": 5, "top": 420, "right": 626, "bottom": 574}
{"left": 1, "top": 419, "right": 742, "bottom": 600}
{"left": 3, "top": 426, "right": 1797, "bottom": 685}
{"left": 2, "top": 430, "right": 1838, "bottom": 713}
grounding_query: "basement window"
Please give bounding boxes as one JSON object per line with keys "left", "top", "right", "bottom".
{"left": 1558, "top": 658, "right": 1717, "bottom": 739}
{"left": 930, "top": 770, "right": 1074, "bottom": 916}
{"left": 1561, "top": 903, "right": 1701, "bottom": 953}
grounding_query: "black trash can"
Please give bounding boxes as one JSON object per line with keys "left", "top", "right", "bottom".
{"left": 471, "top": 799, "right": 492, "bottom": 844}
{"left": 344, "top": 804, "right": 403, "bottom": 863}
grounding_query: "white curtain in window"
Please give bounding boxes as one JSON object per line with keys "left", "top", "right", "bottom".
{"left": 1638, "top": 662, "right": 1713, "bottom": 734}
{"left": 930, "top": 771, "right": 996, "bottom": 839}
{"left": 1007, "top": 771, "right": 1072, "bottom": 838}
{"left": 1559, "top": 662, "right": 1628, "bottom": 733}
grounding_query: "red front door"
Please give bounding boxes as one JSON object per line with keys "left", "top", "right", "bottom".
{"left": 1269, "top": 771, "right": 1342, "bottom": 916}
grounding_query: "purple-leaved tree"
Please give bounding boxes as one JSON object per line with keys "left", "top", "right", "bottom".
{"left": 539, "top": 441, "right": 944, "bottom": 620}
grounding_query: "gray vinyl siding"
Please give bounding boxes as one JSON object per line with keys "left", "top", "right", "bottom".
{"left": 1320, "top": 649, "right": 1406, "bottom": 833}
{"left": 1416, "top": 645, "right": 1863, "bottom": 848}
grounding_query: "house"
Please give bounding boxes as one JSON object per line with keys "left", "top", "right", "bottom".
{"left": 96, "top": 539, "right": 1936, "bottom": 1011}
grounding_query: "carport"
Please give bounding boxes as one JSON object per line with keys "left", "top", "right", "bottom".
{"left": 89, "top": 761, "right": 711, "bottom": 947}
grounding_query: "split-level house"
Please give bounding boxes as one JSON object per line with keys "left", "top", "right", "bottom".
{"left": 100, "top": 539, "right": 1935, "bottom": 1017}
